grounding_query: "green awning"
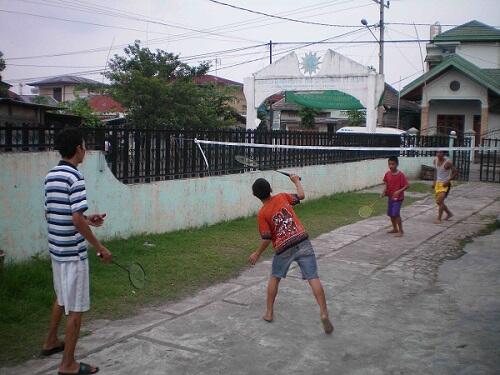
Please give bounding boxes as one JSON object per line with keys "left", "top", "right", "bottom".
{"left": 285, "top": 90, "right": 364, "bottom": 110}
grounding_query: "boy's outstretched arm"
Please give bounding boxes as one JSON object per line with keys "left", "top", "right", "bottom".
{"left": 249, "top": 240, "right": 272, "bottom": 265}
{"left": 290, "top": 174, "right": 305, "bottom": 200}
{"left": 72, "top": 212, "right": 112, "bottom": 263}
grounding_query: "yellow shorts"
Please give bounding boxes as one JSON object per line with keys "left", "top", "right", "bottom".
{"left": 435, "top": 182, "right": 450, "bottom": 200}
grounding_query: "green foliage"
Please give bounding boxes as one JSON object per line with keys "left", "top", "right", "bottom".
{"left": 346, "top": 109, "right": 366, "bottom": 126}
{"left": 0, "top": 50, "right": 5, "bottom": 72}
{"left": 75, "top": 82, "right": 108, "bottom": 95}
{"left": 0, "top": 51, "right": 8, "bottom": 98}
{"left": 298, "top": 106, "right": 319, "bottom": 129}
{"left": 31, "top": 96, "right": 52, "bottom": 105}
{"left": 104, "top": 41, "right": 235, "bottom": 128}
{"left": 58, "top": 98, "right": 102, "bottom": 127}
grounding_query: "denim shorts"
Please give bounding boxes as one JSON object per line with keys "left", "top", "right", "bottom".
{"left": 271, "top": 239, "right": 319, "bottom": 280}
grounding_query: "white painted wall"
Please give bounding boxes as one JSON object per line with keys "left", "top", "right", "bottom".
{"left": 423, "top": 70, "right": 488, "bottom": 106}
{"left": 456, "top": 43, "right": 500, "bottom": 69}
{"left": 488, "top": 113, "right": 500, "bottom": 138}
{"left": 0, "top": 151, "right": 432, "bottom": 262}
{"left": 244, "top": 50, "right": 385, "bottom": 133}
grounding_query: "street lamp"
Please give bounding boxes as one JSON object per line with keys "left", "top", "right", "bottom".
{"left": 361, "top": 18, "right": 383, "bottom": 75}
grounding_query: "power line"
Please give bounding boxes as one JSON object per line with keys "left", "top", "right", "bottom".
{"left": 6, "top": 63, "right": 104, "bottom": 68}
{"left": 4, "top": 0, "right": 359, "bottom": 61}
{"left": 206, "top": 0, "right": 376, "bottom": 28}
{"left": 211, "top": 27, "right": 366, "bottom": 73}
{"left": 0, "top": 8, "right": 262, "bottom": 44}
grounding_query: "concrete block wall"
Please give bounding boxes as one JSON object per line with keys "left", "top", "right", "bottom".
{"left": 0, "top": 151, "right": 433, "bottom": 261}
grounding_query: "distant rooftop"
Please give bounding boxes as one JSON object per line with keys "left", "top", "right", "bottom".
{"left": 193, "top": 74, "right": 242, "bottom": 86}
{"left": 433, "top": 20, "right": 500, "bottom": 43}
{"left": 27, "top": 75, "right": 102, "bottom": 87}
{"left": 88, "top": 95, "right": 125, "bottom": 113}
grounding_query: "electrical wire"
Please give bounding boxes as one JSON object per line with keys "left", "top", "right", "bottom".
{"left": 206, "top": 0, "right": 377, "bottom": 27}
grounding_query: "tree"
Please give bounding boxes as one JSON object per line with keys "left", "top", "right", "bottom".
{"left": 0, "top": 51, "right": 7, "bottom": 98}
{"left": 0, "top": 51, "right": 5, "bottom": 73}
{"left": 346, "top": 109, "right": 366, "bottom": 126}
{"left": 58, "top": 98, "right": 102, "bottom": 127}
{"left": 104, "top": 41, "right": 235, "bottom": 128}
{"left": 298, "top": 106, "right": 319, "bottom": 129}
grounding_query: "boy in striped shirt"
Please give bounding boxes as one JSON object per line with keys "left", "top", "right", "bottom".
{"left": 43, "top": 128, "right": 112, "bottom": 375}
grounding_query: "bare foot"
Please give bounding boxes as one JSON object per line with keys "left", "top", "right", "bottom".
{"left": 321, "top": 316, "right": 334, "bottom": 334}
{"left": 444, "top": 214, "right": 454, "bottom": 221}
{"left": 387, "top": 229, "right": 398, "bottom": 234}
{"left": 434, "top": 219, "right": 442, "bottom": 224}
{"left": 262, "top": 312, "right": 273, "bottom": 323}
{"left": 394, "top": 232, "right": 404, "bottom": 237}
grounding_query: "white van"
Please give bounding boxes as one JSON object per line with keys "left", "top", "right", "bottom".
{"left": 336, "top": 126, "right": 407, "bottom": 135}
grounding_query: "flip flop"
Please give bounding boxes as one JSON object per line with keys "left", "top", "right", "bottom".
{"left": 40, "top": 342, "right": 64, "bottom": 357}
{"left": 321, "top": 317, "right": 334, "bottom": 334}
{"left": 58, "top": 362, "right": 99, "bottom": 375}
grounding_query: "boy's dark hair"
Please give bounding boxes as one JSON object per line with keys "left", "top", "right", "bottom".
{"left": 55, "top": 128, "right": 84, "bottom": 158}
{"left": 252, "top": 178, "right": 271, "bottom": 200}
{"left": 388, "top": 156, "right": 399, "bottom": 165}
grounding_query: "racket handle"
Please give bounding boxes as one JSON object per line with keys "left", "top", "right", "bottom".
{"left": 277, "top": 171, "right": 301, "bottom": 181}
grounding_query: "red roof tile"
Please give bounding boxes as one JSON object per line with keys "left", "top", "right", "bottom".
{"left": 88, "top": 95, "right": 125, "bottom": 113}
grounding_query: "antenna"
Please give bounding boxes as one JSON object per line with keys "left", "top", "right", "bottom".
{"left": 102, "top": 36, "right": 115, "bottom": 85}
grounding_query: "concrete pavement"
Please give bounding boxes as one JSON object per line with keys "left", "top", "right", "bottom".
{"left": 2, "top": 182, "right": 500, "bottom": 375}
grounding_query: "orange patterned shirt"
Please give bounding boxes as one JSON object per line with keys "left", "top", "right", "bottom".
{"left": 257, "top": 193, "right": 308, "bottom": 253}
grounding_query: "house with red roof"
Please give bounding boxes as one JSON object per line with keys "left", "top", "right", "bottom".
{"left": 88, "top": 95, "right": 125, "bottom": 120}
{"left": 194, "top": 74, "right": 246, "bottom": 121}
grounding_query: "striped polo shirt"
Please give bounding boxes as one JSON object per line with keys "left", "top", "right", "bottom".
{"left": 44, "top": 160, "right": 88, "bottom": 262}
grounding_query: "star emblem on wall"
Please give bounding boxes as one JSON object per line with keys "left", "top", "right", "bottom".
{"left": 300, "top": 52, "right": 321, "bottom": 76}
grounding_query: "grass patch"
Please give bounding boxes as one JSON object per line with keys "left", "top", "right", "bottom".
{"left": 407, "top": 182, "right": 432, "bottom": 194}
{"left": 458, "top": 220, "right": 500, "bottom": 249}
{"left": 0, "top": 191, "right": 414, "bottom": 365}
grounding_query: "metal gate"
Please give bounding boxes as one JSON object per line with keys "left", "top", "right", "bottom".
{"left": 452, "top": 136, "right": 471, "bottom": 181}
{"left": 480, "top": 138, "right": 500, "bottom": 183}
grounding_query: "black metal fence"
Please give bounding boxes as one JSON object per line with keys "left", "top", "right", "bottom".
{"left": 480, "top": 138, "right": 500, "bottom": 183}
{"left": 0, "top": 122, "right": 467, "bottom": 184}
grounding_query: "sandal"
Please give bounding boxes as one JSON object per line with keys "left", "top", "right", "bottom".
{"left": 40, "top": 342, "right": 64, "bottom": 357}
{"left": 58, "top": 362, "right": 99, "bottom": 375}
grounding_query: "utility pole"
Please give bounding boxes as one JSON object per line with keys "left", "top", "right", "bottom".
{"left": 378, "top": 1, "right": 384, "bottom": 75}
{"left": 371, "top": 0, "right": 389, "bottom": 74}
{"left": 269, "top": 40, "right": 273, "bottom": 64}
{"left": 269, "top": 40, "right": 273, "bottom": 130}
{"left": 371, "top": 0, "right": 389, "bottom": 127}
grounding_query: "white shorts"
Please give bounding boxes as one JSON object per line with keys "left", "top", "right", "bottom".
{"left": 51, "top": 259, "right": 90, "bottom": 315}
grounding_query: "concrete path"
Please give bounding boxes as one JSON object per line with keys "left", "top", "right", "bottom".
{"left": 2, "top": 182, "right": 500, "bottom": 375}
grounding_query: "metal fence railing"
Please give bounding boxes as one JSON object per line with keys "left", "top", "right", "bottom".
{"left": 480, "top": 138, "right": 500, "bottom": 183}
{"left": 0, "top": 122, "right": 463, "bottom": 184}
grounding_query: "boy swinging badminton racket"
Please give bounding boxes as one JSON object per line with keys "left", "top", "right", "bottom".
{"left": 248, "top": 174, "right": 334, "bottom": 334}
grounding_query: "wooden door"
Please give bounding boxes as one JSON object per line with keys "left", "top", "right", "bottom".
{"left": 436, "top": 114, "right": 465, "bottom": 135}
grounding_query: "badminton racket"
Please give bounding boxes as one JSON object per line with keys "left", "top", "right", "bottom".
{"left": 234, "top": 155, "right": 301, "bottom": 180}
{"left": 98, "top": 254, "right": 146, "bottom": 289}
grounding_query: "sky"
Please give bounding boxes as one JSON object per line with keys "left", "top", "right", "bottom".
{"left": 1, "top": 0, "right": 499, "bottom": 95}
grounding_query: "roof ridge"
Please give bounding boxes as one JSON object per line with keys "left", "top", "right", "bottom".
{"left": 433, "top": 20, "right": 500, "bottom": 42}
{"left": 401, "top": 53, "right": 500, "bottom": 97}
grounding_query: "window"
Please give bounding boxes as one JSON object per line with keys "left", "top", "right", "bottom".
{"left": 449, "top": 81, "right": 460, "bottom": 92}
{"left": 52, "top": 87, "right": 62, "bottom": 102}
